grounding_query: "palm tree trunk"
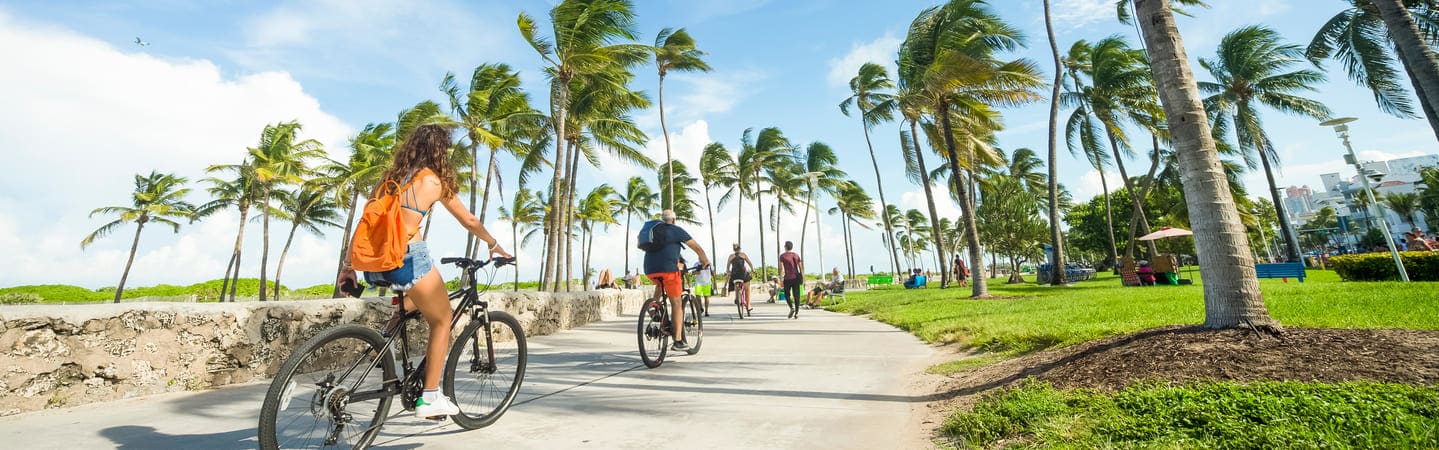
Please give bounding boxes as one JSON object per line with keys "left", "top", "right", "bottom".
{"left": 860, "top": 120, "right": 901, "bottom": 276}
{"left": 220, "top": 252, "right": 237, "bottom": 302}
{"left": 624, "top": 209, "right": 633, "bottom": 275}
{"left": 543, "top": 79, "right": 571, "bottom": 291}
{"left": 563, "top": 140, "right": 580, "bottom": 292}
{"left": 511, "top": 221, "right": 520, "bottom": 292}
{"left": 465, "top": 138, "right": 481, "bottom": 261}
{"left": 332, "top": 191, "right": 359, "bottom": 298}
{"left": 259, "top": 188, "right": 272, "bottom": 302}
{"left": 937, "top": 102, "right": 988, "bottom": 297}
{"left": 756, "top": 176, "right": 767, "bottom": 278}
{"left": 1105, "top": 129, "right": 1157, "bottom": 261}
{"left": 910, "top": 121, "right": 948, "bottom": 288}
{"left": 1098, "top": 167, "right": 1120, "bottom": 272}
{"left": 704, "top": 184, "right": 718, "bottom": 266}
{"left": 114, "top": 220, "right": 146, "bottom": 303}
{"left": 1248, "top": 121, "right": 1301, "bottom": 262}
{"left": 659, "top": 74, "right": 675, "bottom": 209}
{"left": 224, "top": 202, "right": 250, "bottom": 302}
{"left": 1122, "top": 138, "right": 1164, "bottom": 259}
{"left": 1374, "top": 0, "right": 1439, "bottom": 140}
{"left": 1044, "top": 0, "right": 1067, "bottom": 286}
{"left": 274, "top": 223, "right": 300, "bottom": 300}
{"left": 800, "top": 190, "right": 813, "bottom": 262}
{"left": 1133, "top": 0, "right": 1277, "bottom": 331}
{"left": 844, "top": 213, "right": 856, "bottom": 280}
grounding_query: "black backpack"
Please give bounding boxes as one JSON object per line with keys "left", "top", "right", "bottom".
{"left": 636, "top": 219, "right": 671, "bottom": 253}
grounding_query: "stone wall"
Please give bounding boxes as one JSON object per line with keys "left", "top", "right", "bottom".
{"left": 0, "top": 289, "right": 650, "bottom": 416}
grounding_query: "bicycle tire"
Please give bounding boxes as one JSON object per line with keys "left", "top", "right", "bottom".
{"left": 734, "top": 284, "right": 745, "bottom": 319}
{"left": 637, "top": 298, "right": 669, "bottom": 368}
{"left": 259, "top": 325, "right": 395, "bottom": 450}
{"left": 445, "top": 311, "right": 527, "bottom": 430}
{"left": 682, "top": 295, "right": 703, "bottom": 355}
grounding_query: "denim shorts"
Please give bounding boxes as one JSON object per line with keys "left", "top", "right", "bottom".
{"left": 363, "top": 241, "right": 433, "bottom": 291}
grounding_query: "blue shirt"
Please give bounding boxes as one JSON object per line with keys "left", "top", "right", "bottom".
{"left": 643, "top": 223, "right": 693, "bottom": 275}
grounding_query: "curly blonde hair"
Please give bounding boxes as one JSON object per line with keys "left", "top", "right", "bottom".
{"left": 375, "top": 124, "right": 459, "bottom": 199}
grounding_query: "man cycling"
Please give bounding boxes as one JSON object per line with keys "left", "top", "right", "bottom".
{"left": 643, "top": 209, "right": 711, "bottom": 351}
{"left": 725, "top": 243, "right": 755, "bottom": 315}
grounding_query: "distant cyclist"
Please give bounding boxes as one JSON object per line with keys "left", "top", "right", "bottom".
{"left": 726, "top": 244, "right": 755, "bottom": 315}
{"left": 643, "top": 209, "right": 710, "bottom": 351}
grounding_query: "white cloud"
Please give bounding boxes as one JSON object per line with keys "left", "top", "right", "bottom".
{"left": 826, "top": 33, "right": 902, "bottom": 87}
{"left": 1052, "top": 0, "right": 1116, "bottom": 29}
{"left": 899, "top": 185, "right": 962, "bottom": 220}
{"left": 1071, "top": 169, "right": 1125, "bottom": 202}
{"left": 669, "top": 69, "right": 767, "bottom": 121}
{"left": 0, "top": 10, "right": 352, "bottom": 289}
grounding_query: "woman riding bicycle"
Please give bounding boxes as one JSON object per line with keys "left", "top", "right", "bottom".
{"left": 726, "top": 244, "right": 755, "bottom": 314}
{"left": 350, "top": 124, "right": 512, "bottom": 419}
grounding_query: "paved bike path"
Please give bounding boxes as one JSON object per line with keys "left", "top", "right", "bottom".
{"left": 0, "top": 300, "right": 937, "bottom": 449}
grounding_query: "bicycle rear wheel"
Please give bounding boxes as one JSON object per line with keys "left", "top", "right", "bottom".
{"left": 637, "top": 298, "right": 669, "bottom": 368}
{"left": 682, "top": 295, "right": 704, "bottom": 355}
{"left": 734, "top": 283, "right": 745, "bottom": 319}
{"left": 445, "top": 311, "right": 527, "bottom": 430}
{"left": 259, "top": 325, "right": 395, "bottom": 450}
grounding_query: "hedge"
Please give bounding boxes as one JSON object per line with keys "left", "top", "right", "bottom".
{"left": 1329, "top": 251, "right": 1439, "bottom": 281}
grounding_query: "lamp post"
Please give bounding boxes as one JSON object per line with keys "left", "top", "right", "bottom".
{"left": 802, "top": 171, "right": 824, "bottom": 275}
{"left": 1320, "top": 117, "right": 1409, "bottom": 282}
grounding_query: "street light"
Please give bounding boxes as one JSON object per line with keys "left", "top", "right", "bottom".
{"left": 1319, "top": 117, "right": 1409, "bottom": 282}
{"left": 802, "top": 171, "right": 824, "bottom": 275}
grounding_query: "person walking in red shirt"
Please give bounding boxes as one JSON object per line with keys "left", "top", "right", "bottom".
{"left": 778, "top": 241, "right": 804, "bottom": 319}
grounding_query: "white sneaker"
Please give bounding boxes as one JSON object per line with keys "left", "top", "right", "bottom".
{"left": 414, "top": 395, "right": 460, "bottom": 419}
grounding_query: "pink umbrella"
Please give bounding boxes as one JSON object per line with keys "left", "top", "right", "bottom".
{"left": 1138, "top": 226, "right": 1193, "bottom": 241}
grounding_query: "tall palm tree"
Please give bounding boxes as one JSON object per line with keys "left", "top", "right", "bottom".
{"left": 81, "top": 171, "right": 194, "bottom": 303}
{"left": 498, "top": 187, "right": 544, "bottom": 291}
{"left": 880, "top": 205, "right": 907, "bottom": 267}
{"left": 441, "top": 63, "right": 544, "bottom": 260}
{"left": 653, "top": 27, "right": 711, "bottom": 207}
{"left": 796, "top": 142, "right": 848, "bottom": 265}
{"left": 658, "top": 160, "right": 703, "bottom": 223}
{"left": 1420, "top": 166, "right": 1439, "bottom": 229}
{"left": 764, "top": 159, "right": 807, "bottom": 261}
{"left": 576, "top": 184, "right": 617, "bottom": 288}
{"left": 897, "top": 93, "right": 950, "bottom": 287}
{"left": 1201, "top": 25, "right": 1332, "bottom": 263}
{"left": 271, "top": 185, "right": 343, "bottom": 300}
{"left": 1130, "top": 0, "right": 1279, "bottom": 331}
{"left": 247, "top": 121, "right": 324, "bottom": 301}
{"left": 1371, "top": 0, "right": 1439, "bottom": 141}
{"left": 1061, "top": 40, "right": 1121, "bottom": 271}
{"left": 614, "top": 176, "right": 658, "bottom": 275}
{"left": 839, "top": 62, "right": 902, "bottom": 276}
{"left": 1308, "top": 0, "right": 1439, "bottom": 138}
{"left": 699, "top": 143, "right": 740, "bottom": 261}
{"left": 737, "top": 127, "right": 794, "bottom": 275}
{"left": 317, "top": 122, "right": 394, "bottom": 298}
{"left": 1384, "top": 192, "right": 1423, "bottom": 229}
{"left": 1042, "top": 0, "right": 1067, "bottom": 285}
{"left": 519, "top": 0, "right": 648, "bottom": 291}
{"left": 829, "top": 181, "right": 876, "bottom": 279}
{"left": 196, "top": 163, "right": 258, "bottom": 302}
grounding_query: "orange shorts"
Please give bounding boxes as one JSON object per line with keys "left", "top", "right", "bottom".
{"left": 647, "top": 272, "right": 683, "bottom": 299}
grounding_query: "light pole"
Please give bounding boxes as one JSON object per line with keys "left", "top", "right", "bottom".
{"left": 802, "top": 171, "right": 824, "bottom": 276}
{"left": 1320, "top": 117, "right": 1409, "bottom": 282}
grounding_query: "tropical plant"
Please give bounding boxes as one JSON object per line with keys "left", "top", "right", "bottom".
{"left": 977, "top": 174, "right": 1048, "bottom": 283}
{"left": 828, "top": 181, "right": 877, "bottom": 279}
{"left": 498, "top": 187, "right": 545, "bottom": 291}
{"left": 897, "top": 93, "right": 951, "bottom": 287}
{"left": 653, "top": 27, "right": 711, "bottom": 207}
{"left": 737, "top": 127, "right": 795, "bottom": 273}
{"left": 1308, "top": 0, "right": 1439, "bottom": 138}
{"left": 1371, "top": 0, "right": 1439, "bottom": 140}
{"left": 613, "top": 176, "right": 658, "bottom": 275}
{"left": 840, "top": 62, "right": 903, "bottom": 276}
{"left": 1061, "top": 39, "right": 1120, "bottom": 270}
{"left": 1202, "top": 25, "right": 1332, "bottom": 262}
{"left": 196, "top": 162, "right": 259, "bottom": 302}
{"left": 1420, "top": 166, "right": 1439, "bottom": 229}
{"left": 576, "top": 184, "right": 618, "bottom": 288}
{"left": 81, "top": 171, "right": 195, "bottom": 303}
{"left": 246, "top": 121, "right": 324, "bottom": 301}
{"left": 1042, "top": 0, "right": 1067, "bottom": 285}
{"left": 699, "top": 143, "right": 740, "bottom": 260}
{"left": 270, "top": 185, "right": 343, "bottom": 300}
{"left": 1384, "top": 191, "right": 1423, "bottom": 229}
{"left": 314, "top": 122, "right": 395, "bottom": 298}
{"left": 796, "top": 142, "right": 848, "bottom": 266}
{"left": 1129, "top": 0, "right": 1279, "bottom": 331}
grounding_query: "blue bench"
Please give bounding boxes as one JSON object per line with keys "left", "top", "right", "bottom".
{"left": 1254, "top": 262, "right": 1306, "bottom": 283}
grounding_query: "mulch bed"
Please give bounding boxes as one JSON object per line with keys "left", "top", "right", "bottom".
{"left": 937, "top": 326, "right": 1439, "bottom": 403}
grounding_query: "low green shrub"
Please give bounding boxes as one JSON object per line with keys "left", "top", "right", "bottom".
{"left": 0, "top": 292, "right": 42, "bottom": 304}
{"left": 1331, "top": 251, "right": 1439, "bottom": 281}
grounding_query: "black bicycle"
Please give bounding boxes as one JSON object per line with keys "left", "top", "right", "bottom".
{"left": 637, "top": 264, "right": 705, "bottom": 368}
{"left": 258, "top": 256, "right": 525, "bottom": 450}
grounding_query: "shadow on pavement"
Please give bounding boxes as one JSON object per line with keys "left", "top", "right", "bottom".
{"left": 99, "top": 425, "right": 256, "bottom": 450}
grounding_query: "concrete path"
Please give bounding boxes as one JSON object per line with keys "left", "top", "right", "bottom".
{"left": 0, "top": 300, "right": 937, "bottom": 449}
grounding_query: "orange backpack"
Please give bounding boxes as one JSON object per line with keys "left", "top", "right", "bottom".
{"left": 349, "top": 174, "right": 417, "bottom": 272}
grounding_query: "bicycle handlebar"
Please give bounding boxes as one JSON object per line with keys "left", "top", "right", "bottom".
{"left": 440, "top": 256, "right": 515, "bottom": 270}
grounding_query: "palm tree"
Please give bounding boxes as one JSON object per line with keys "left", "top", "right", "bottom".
{"left": 880, "top": 205, "right": 907, "bottom": 267}
{"left": 653, "top": 27, "right": 711, "bottom": 207}
{"left": 498, "top": 187, "right": 544, "bottom": 291}
{"left": 658, "top": 160, "right": 703, "bottom": 224}
{"left": 440, "top": 63, "right": 543, "bottom": 260}
{"left": 839, "top": 62, "right": 903, "bottom": 276}
{"left": 81, "top": 172, "right": 194, "bottom": 303}
{"left": 1370, "top": 0, "right": 1439, "bottom": 141}
{"left": 576, "top": 185, "right": 618, "bottom": 288}
{"left": 796, "top": 142, "right": 848, "bottom": 265}
{"left": 247, "top": 121, "right": 324, "bottom": 301}
{"left": 317, "top": 122, "right": 394, "bottom": 298}
{"left": 614, "top": 176, "right": 658, "bottom": 275}
{"left": 1308, "top": 0, "right": 1439, "bottom": 138}
{"left": 897, "top": 92, "right": 951, "bottom": 287}
{"left": 1042, "top": 0, "right": 1067, "bottom": 285}
{"left": 1384, "top": 192, "right": 1423, "bottom": 229}
{"left": 1061, "top": 40, "right": 1120, "bottom": 271}
{"left": 271, "top": 185, "right": 343, "bottom": 300}
{"left": 196, "top": 163, "right": 258, "bottom": 302}
{"left": 1201, "top": 25, "right": 1332, "bottom": 263}
{"left": 519, "top": 0, "right": 648, "bottom": 291}
{"left": 829, "top": 181, "right": 876, "bottom": 279}
{"left": 1420, "top": 167, "right": 1439, "bottom": 229}
{"left": 699, "top": 143, "right": 740, "bottom": 261}
{"left": 763, "top": 160, "right": 807, "bottom": 261}
{"left": 737, "top": 127, "right": 794, "bottom": 275}
{"left": 1130, "top": 0, "right": 1279, "bottom": 331}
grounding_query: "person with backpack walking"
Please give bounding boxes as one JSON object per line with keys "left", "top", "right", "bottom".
{"left": 640, "top": 209, "right": 710, "bottom": 351}
{"left": 778, "top": 241, "right": 804, "bottom": 319}
{"left": 342, "top": 124, "right": 511, "bottom": 419}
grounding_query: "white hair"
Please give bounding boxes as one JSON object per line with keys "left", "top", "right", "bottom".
{"left": 662, "top": 209, "right": 677, "bottom": 223}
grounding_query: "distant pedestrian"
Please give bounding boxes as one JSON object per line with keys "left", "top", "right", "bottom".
{"left": 952, "top": 254, "right": 969, "bottom": 287}
{"left": 779, "top": 241, "right": 803, "bottom": 319}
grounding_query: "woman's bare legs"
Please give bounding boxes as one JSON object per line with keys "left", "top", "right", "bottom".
{"left": 407, "top": 268, "right": 451, "bottom": 389}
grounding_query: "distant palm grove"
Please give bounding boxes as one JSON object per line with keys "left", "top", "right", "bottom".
{"left": 80, "top": 0, "right": 1439, "bottom": 332}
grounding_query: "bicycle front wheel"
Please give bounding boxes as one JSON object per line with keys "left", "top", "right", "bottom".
{"left": 682, "top": 295, "right": 704, "bottom": 355}
{"left": 258, "top": 325, "right": 395, "bottom": 450}
{"left": 637, "top": 298, "right": 669, "bottom": 368}
{"left": 445, "top": 311, "right": 527, "bottom": 430}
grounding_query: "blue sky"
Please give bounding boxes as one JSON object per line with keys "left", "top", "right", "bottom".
{"left": 2, "top": 0, "right": 1436, "bottom": 289}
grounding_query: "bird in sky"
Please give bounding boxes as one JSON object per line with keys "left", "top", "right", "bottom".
{"left": 134, "top": 37, "right": 149, "bottom": 47}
